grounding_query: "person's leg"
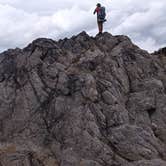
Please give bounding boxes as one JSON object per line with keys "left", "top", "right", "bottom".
{"left": 97, "top": 21, "right": 103, "bottom": 34}
{"left": 101, "top": 22, "right": 103, "bottom": 33}
{"left": 99, "top": 22, "right": 102, "bottom": 33}
{"left": 97, "top": 21, "right": 100, "bottom": 33}
{"left": 99, "top": 22, "right": 103, "bottom": 33}
{"left": 98, "top": 22, "right": 101, "bottom": 33}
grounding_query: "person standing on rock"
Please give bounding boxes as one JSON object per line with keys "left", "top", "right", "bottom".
{"left": 93, "top": 3, "right": 106, "bottom": 35}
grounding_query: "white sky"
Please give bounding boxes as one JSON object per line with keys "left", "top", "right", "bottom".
{"left": 0, "top": 0, "right": 166, "bottom": 53}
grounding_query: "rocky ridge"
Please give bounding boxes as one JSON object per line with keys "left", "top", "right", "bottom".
{"left": 153, "top": 47, "right": 166, "bottom": 56}
{"left": 0, "top": 31, "right": 166, "bottom": 166}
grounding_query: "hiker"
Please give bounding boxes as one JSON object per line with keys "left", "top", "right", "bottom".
{"left": 93, "top": 3, "right": 106, "bottom": 35}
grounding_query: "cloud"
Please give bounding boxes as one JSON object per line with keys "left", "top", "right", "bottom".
{"left": 108, "top": 0, "right": 166, "bottom": 52}
{"left": 0, "top": 0, "right": 166, "bottom": 53}
{"left": 0, "top": 1, "right": 98, "bottom": 52}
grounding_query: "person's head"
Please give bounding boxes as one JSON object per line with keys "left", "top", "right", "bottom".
{"left": 96, "top": 3, "right": 101, "bottom": 7}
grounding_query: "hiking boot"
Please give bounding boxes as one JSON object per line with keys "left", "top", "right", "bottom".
{"left": 97, "top": 32, "right": 102, "bottom": 35}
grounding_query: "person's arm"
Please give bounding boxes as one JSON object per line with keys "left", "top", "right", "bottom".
{"left": 93, "top": 8, "right": 97, "bottom": 14}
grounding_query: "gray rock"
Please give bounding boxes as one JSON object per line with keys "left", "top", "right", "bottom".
{"left": 131, "top": 159, "right": 166, "bottom": 166}
{"left": 0, "top": 31, "right": 166, "bottom": 165}
{"left": 108, "top": 125, "right": 163, "bottom": 161}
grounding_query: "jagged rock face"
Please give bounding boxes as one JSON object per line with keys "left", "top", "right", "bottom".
{"left": 153, "top": 47, "right": 166, "bottom": 56}
{"left": 0, "top": 31, "right": 166, "bottom": 166}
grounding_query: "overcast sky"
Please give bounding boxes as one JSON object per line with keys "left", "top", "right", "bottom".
{"left": 0, "top": 0, "right": 166, "bottom": 53}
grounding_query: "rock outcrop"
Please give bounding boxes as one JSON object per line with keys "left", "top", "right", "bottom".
{"left": 0, "top": 31, "right": 166, "bottom": 166}
{"left": 153, "top": 47, "right": 166, "bottom": 56}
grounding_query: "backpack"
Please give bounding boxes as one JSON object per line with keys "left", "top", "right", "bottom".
{"left": 98, "top": 7, "right": 106, "bottom": 20}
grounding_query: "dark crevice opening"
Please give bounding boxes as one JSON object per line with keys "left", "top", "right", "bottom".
{"left": 147, "top": 107, "right": 156, "bottom": 119}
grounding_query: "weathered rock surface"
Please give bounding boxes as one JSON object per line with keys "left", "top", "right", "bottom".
{"left": 0, "top": 31, "right": 166, "bottom": 166}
